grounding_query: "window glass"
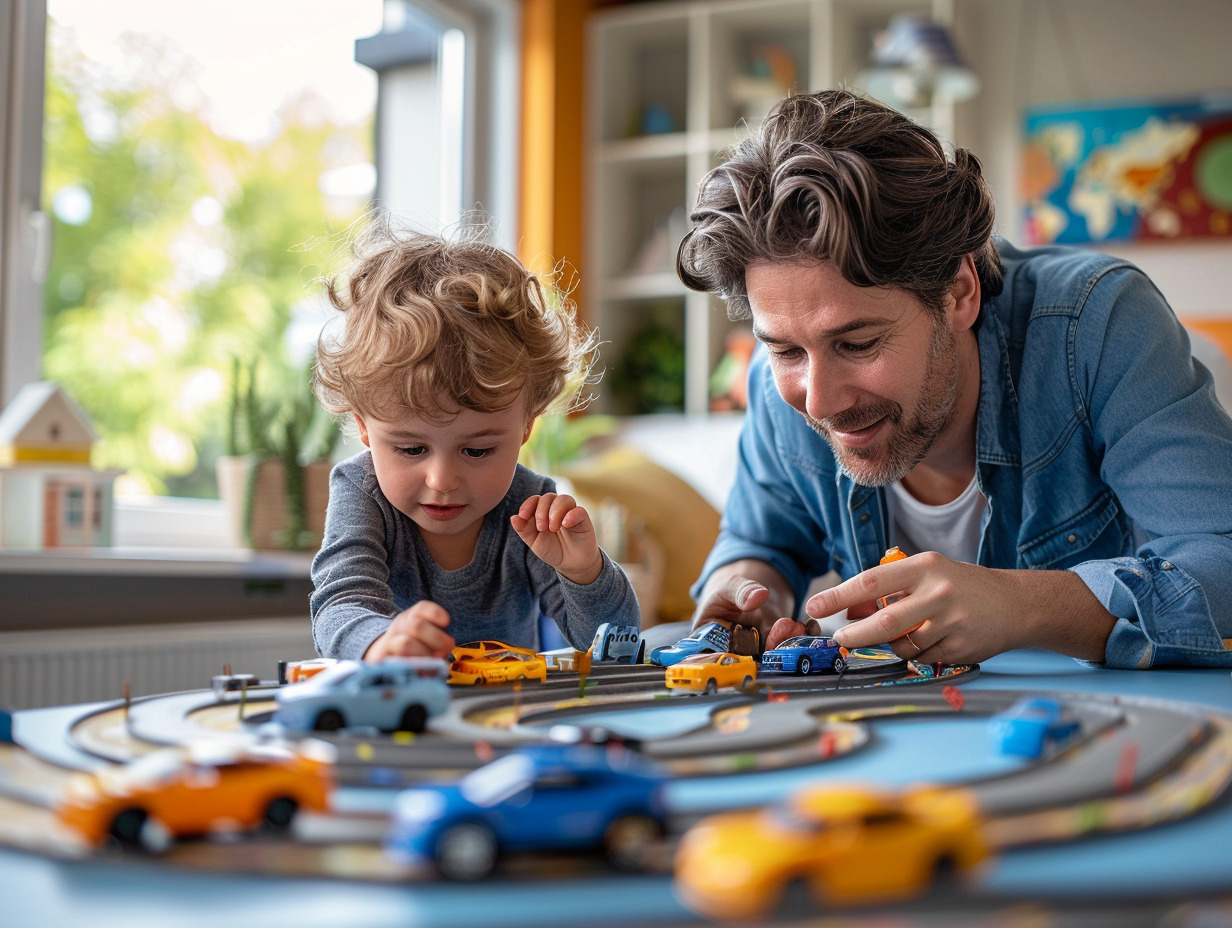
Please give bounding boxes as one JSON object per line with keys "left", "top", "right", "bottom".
{"left": 42, "top": 0, "right": 382, "bottom": 498}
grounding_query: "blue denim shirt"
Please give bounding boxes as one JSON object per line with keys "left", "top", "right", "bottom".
{"left": 694, "top": 241, "right": 1232, "bottom": 669}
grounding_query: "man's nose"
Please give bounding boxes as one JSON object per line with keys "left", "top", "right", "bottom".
{"left": 801, "top": 357, "right": 850, "bottom": 423}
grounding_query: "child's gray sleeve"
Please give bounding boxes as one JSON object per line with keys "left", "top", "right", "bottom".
{"left": 309, "top": 465, "right": 398, "bottom": 659}
{"left": 543, "top": 550, "right": 641, "bottom": 649}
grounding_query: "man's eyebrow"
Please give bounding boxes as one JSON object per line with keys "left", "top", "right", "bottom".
{"left": 751, "top": 318, "right": 888, "bottom": 343}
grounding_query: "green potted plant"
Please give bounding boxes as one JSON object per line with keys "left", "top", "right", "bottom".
{"left": 216, "top": 356, "right": 338, "bottom": 550}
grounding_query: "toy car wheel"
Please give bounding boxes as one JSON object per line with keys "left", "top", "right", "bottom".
{"left": 108, "top": 808, "right": 148, "bottom": 848}
{"left": 313, "top": 708, "right": 345, "bottom": 731}
{"left": 138, "top": 816, "right": 173, "bottom": 854}
{"left": 264, "top": 796, "right": 298, "bottom": 830}
{"left": 798, "top": 656, "right": 812, "bottom": 675}
{"left": 399, "top": 704, "right": 428, "bottom": 733}
{"left": 740, "top": 675, "right": 753, "bottom": 689}
{"left": 831, "top": 655, "right": 846, "bottom": 673}
{"left": 704, "top": 678, "right": 718, "bottom": 695}
{"left": 435, "top": 821, "right": 499, "bottom": 881}
{"left": 603, "top": 813, "right": 662, "bottom": 871}
{"left": 471, "top": 678, "right": 487, "bottom": 686}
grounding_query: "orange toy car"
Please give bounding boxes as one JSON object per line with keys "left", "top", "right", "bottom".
{"left": 283, "top": 657, "right": 338, "bottom": 683}
{"left": 674, "top": 781, "right": 989, "bottom": 920}
{"left": 55, "top": 737, "right": 335, "bottom": 853}
{"left": 664, "top": 651, "right": 758, "bottom": 694}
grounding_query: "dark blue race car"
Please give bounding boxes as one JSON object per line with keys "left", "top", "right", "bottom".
{"left": 759, "top": 635, "right": 849, "bottom": 675}
{"left": 384, "top": 740, "right": 669, "bottom": 880}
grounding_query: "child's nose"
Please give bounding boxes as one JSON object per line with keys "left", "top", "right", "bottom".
{"left": 425, "top": 459, "right": 459, "bottom": 491}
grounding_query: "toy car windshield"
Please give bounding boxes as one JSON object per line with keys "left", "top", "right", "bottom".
{"left": 459, "top": 753, "right": 536, "bottom": 807}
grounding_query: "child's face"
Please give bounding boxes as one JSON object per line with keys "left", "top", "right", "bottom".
{"left": 355, "top": 398, "right": 533, "bottom": 564}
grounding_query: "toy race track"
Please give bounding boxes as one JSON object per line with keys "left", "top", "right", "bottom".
{"left": 5, "top": 649, "right": 1232, "bottom": 928}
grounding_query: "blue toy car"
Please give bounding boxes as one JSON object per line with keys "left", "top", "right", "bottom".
{"left": 989, "top": 696, "right": 1081, "bottom": 758}
{"left": 384, "top": 741, "right": 669, "bottom": 880}
{"left": 274, "top": 657, "right": 450, "bottom": 733}
{"left": 759, "top": 635, "right": 848, "bottom": 675}
{"left": 649, "top": 621, "right": 731, "bottom": 667}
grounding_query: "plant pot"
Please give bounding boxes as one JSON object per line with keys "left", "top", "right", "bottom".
{"left": 216, "top": 456, "right": 331, "bottom": 550}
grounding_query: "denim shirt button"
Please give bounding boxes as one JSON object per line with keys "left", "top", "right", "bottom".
{"left": 1162, "top": 561, "right": 1174, "bottom": 570}
{"left": 859, "top": 512, "right": 870, "bottom": 523}
{"left": 1067, "top": 533, "right": 1078, "bottom": 544}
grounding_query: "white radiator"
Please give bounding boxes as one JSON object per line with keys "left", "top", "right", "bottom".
{"left": 0, "top": 618, "right": 315, "bottom": 710}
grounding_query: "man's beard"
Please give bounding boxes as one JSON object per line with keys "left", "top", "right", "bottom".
{"left": 805, "top": 320, "right": 959, "bottom": 487}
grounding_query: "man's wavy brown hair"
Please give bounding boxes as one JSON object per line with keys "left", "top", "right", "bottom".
{"left": 677, "top": 89, "right": 1003, "bottom": 319}
{"left": 315, "top": 216, "right": 595, "bottom": 424}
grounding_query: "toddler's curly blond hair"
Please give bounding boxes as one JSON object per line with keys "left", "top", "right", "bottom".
{"left": 315, "top": 217, "right": 595, "bottom": 425}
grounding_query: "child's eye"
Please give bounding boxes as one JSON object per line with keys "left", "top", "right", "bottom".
{"left": 396, "top": 445, "right": 427, "bottom": 457}
{"left": 463, "top": 447, "right": 496, "bottom": 458}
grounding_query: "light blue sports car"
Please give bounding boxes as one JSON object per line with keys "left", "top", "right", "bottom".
{"left": 649, "top": 621, "right": 731, "bottom": 667}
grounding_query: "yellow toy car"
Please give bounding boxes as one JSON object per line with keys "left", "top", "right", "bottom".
{"left": 449, "top": 640, "right": 538, "bottom": 662}
{"left": 55, "top": 737, "right": 335, "bottom": 853}
{"left": 664, "top": 651, "right": 757, "bottom": 694}
{"left": 449, "top": 648, "right": 548, "bottom": 685}
{"left": 674, "top": 782, "right": 989, "bottom": 920}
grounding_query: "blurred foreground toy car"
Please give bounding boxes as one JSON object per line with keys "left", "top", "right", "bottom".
{"left": 385, "top": 741, "right": 668, "bottom": 880}
{"left": 759, "top": 635, "right": 849, "bottom": 675}
{"left": 650, "top": 621, "right": 731, "bottom": 667}
{"left": 275, "top": 657, "right": 450, "bottom": 732}
{"left": 989, "top": 695, "right": 1081, "bottom": 758}
{"left": 674, "top": 782, "right": 988, "bottom": 920}
{"left": 664, "top": 652, "right": 757, "bottom": 694}
{"left": 55, "top": 737, "right": 334, "bottom": 853}
{"left": 449, "top": 648, "right": 548, "bottom": 685}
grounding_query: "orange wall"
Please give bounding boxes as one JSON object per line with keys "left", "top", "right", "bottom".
{"left": 518, "top": 0, "right": 607, "bottom": 319}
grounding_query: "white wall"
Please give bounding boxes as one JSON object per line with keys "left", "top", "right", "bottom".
{"left": 953, "top": 0, "right": 1232, "bottom": 316}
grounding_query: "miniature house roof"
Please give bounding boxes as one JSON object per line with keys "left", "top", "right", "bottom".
{"left": 0, "top": 381, "right": 97, "bottom": 465}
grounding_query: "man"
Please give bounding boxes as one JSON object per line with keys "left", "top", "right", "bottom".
{"left": 677, "top": 89, "right": 1232, "bottom": 670}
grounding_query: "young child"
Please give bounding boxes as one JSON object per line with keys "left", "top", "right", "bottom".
{"left": 309, "top": 219, "right": 639, "bottom": 661}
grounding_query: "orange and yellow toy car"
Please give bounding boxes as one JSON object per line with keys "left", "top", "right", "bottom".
{"left": 664, "top": 651, "right": 757, "bottom": 694}
{"left": 674, "top": 781, "right": 989, "bottom": 920}
{"left": 449, "top": 640, "right": 538, "bottom": 662}
{"left": 55, "top": 737, "right": 335, "bottom": 853}
{"left": 448, "top": 648, "right": 548, "bottom": 686}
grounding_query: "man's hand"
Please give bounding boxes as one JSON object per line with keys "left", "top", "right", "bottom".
{"left": 812, "top": 551, "right": 1115, "bottom": 664}
{"left": 364, "top": 600, "right": 455, "bottom": 661}
{"left": 511, "top": 493, "right": 604, "bottom": 585}
{"left": 692, "top": 559, "right": 795, "bottom": 645}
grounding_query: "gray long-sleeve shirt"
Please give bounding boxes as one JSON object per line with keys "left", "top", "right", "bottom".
{"left": 310, "top": 452, "right": 640, "bottom": 659}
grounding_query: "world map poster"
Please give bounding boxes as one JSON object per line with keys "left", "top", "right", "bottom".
{"left": 1022, "top": 96, "right": 1232, "bottom": 245}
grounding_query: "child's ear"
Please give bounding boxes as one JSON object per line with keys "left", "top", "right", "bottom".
{"left": 522, "top": 417, "right": 536, "bottom": 445}
{"left": 354, "top": 414, "right": 371, "bottom": 447}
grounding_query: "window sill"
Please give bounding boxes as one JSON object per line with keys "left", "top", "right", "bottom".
{"left": 0, "top": 498, "right": 315, "bottom": 632}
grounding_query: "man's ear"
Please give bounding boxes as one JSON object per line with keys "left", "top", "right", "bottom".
{"left": 354, "top": 413, "right": 370, "bottom": 447}
{"left": 948, "top": 254, "right": 982, "bottom": 333}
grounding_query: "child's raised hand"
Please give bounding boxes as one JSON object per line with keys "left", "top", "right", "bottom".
{"left": 364, "top": 600, "right": 456, "bottom": 661}
{"left": 512, "top": 493, "right": 604, "bottom": 585}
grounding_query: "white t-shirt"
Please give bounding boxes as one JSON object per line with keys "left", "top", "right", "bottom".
{"left": 884, "top": 475, "right": 986, "bottom": 564}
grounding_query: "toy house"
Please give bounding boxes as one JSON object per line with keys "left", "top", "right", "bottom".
{"left": 0, "top": 381, "right": 120, "bottom": 548}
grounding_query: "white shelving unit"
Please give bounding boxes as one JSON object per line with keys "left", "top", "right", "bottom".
{"left": 585, "top": 0, "right": 956, "bottom": 415}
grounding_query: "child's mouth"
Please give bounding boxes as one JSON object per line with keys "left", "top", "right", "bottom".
{"left": 421, "top": 503, "right": 465, "bottom": 521}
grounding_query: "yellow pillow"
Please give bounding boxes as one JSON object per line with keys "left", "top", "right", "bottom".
{"left": 561, "top": 446, "right": 720, "bottom": 625}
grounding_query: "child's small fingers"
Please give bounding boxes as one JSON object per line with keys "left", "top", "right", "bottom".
{"left": 547, "top": 494, "right": 579, "bottom": 530}
{"left": 518, "top": 495, "right": 542, "bottom": 519}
